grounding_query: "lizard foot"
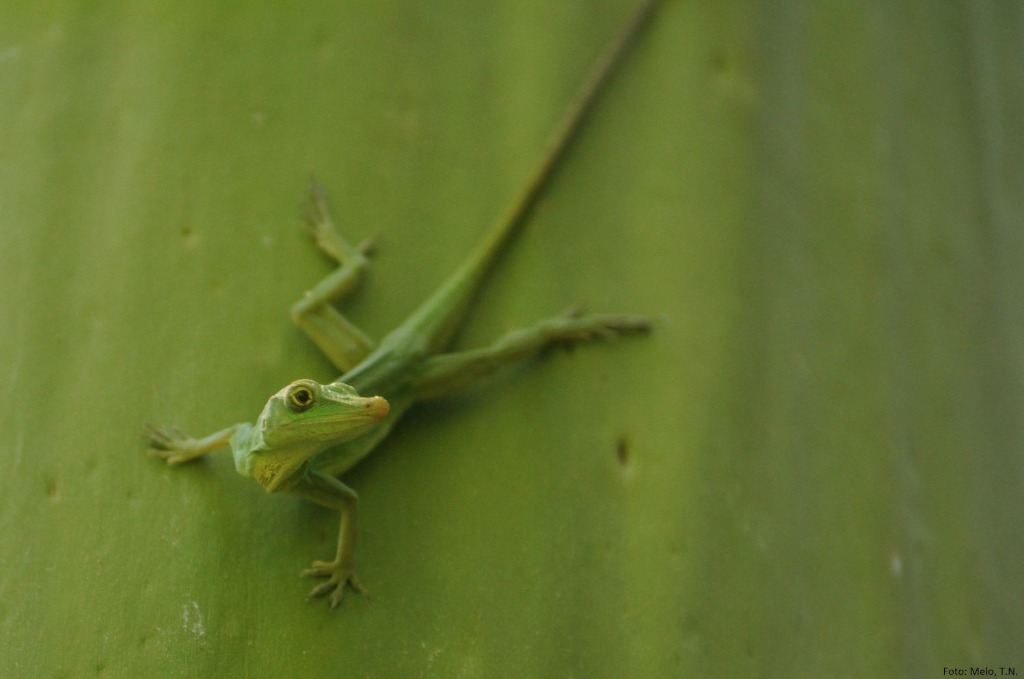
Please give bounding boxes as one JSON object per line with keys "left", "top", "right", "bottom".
{"left": 301, "top": 559, "right": 366, "bottom": 609}
{"left": 302, "top": 179, "right": 376, "bottom": 263}
{"left": 143, "top": 425, "right": 205, "bottom": 465}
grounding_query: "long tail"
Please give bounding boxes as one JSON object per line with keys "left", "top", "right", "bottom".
{"left": 400, "top": 0, "right": 662, "bottom": 352}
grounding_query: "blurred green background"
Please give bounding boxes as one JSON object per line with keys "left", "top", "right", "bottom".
{"left": 1, "top": 1, "right": 1021, "bottom": 676}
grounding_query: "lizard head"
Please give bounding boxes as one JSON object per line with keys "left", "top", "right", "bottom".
{"left": 238, "top": 379, "right": 389, "bottom": 492}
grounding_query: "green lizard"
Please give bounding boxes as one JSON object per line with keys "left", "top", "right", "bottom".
{"left": 147, "top": 0, "right": 659, "bottom": 609}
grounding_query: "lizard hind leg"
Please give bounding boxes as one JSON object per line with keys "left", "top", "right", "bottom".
{"left": 291, "top": 180, "right": 378, "bottom": 372}
{"left": 410, "top": 309, "right": 651, "bottom": 400}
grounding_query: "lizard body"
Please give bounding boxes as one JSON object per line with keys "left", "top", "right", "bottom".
{"left": 147, "top": 0, "right": 659, "bottom": 608}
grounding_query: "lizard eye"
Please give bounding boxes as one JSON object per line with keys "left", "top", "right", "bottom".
{"left": 287, "top": 385, "right": 315, "bottom": 411}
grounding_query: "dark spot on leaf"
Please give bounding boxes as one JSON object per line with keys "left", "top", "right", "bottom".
{"left": 616, "top": 435, "right": 630, "bottom": 467}
{"left": 181, "top": 222, "right": 200, "bottom": 249}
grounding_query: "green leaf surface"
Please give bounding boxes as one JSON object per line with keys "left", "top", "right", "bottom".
{"left": 1, "top": 1, "right": 1021, "bottom": 676}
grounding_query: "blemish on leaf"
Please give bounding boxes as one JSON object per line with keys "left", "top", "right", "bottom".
{"left": 616, "top": 435, "right": 630, "bottom": 468}
{"left": 182, "top": 601, "right": 206, "bottom": 639}
{"left": 180, "top": 223, "right": 200, "bottom": 249}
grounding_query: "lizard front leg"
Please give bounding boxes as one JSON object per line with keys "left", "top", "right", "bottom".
{"left": 290, "top": 469, "right": 365, "bottom": 609}
{"left": 144, "top": 423, "right": 245, "bottom": 465}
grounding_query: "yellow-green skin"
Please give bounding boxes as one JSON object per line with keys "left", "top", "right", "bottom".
{"left": 145, "top": 0, "right": 659, "bottom": 610}
{"left": 232, "top": 380, "right": 390, "bottom": 493}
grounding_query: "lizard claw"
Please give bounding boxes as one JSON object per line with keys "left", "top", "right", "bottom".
{"left": 142, "top": 424, "right": 211, "bottom": 465}
{"left": 143, "top": 425, "right": 194, "bottom": 465}
{"left": 301, "top": 559, "right": 366, "bottom": 609}
{"left": 302, "top": 178, "right": 373, "bottom": 264}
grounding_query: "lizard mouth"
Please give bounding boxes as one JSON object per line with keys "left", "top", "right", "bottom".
{"left": 364, "top": 396, "right": 390, "bottom": 419}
